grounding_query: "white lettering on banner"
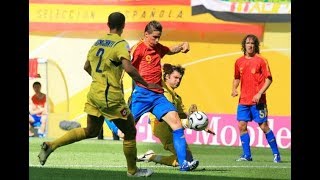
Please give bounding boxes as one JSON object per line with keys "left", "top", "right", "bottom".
{"left": 221, "top": 125, "right": 237, "bottom": 146}
{"left": 135, "top": 114, "right": 291, "bottom": 149}
{"left": 136, "top": 113, "right": 156, "bottom": 143}
{"left": 276, "top": 128, "right": 291, "bottom": 148}
{"left": 208, "top": 116, "right": 221, "bottom": 145}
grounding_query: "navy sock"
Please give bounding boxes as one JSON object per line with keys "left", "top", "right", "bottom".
{"left": 266, "top": 130, "right": 280, "bottom": 155}
{"left": 172, "top": 128, "right": 187, "bottom": 166}
{"left": 240, "top": 132, "right": 251, "bottom": 157}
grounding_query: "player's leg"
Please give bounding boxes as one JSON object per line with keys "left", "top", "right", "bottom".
{"left": 152, "top": 95, "right": 195, "bottom": 171}
{"left": 113, "top": 113, "right": 153, "bottom": 177}
{"left": 146, "top": 119, "right": 178, "bottom": 166}
{"left": 29, "top": 114, "right": 35, "bottom": 136}
{"left": 253, "top": 104, "right": 281, "bottom": 163}
{"left": 38, "top": 114, "right": 104, "bottom": 165}
{"left": 236, "top": 105, "right": 252, "bottom": 161}
{"left": 38, "top": 114, "right": 48, "bottom": 137}
{"left": 162, "top": 111, "right": 199, "bottom": 171}
{"left": 38, "top": 100, "right": 104, "bottom": 166}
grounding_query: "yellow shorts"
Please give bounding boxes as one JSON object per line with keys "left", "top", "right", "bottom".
{"left": 84, "top": 93, "right": 130, "bottom": 120}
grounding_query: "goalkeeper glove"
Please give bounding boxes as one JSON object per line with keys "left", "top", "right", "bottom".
{"left": 188, "top": 104, "right": 198, "bottom": 116}
{"left": 181, "top": 118, "right": 189, "bottom": 129}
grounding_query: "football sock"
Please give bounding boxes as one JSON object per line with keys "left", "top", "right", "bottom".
{"left": 172, "top": 128, "right": 187, "bottom": 166}
{"left": 123, "top": 140, "right": 138, "bottom": 175}
{"left": 50, "top": 128, "right": 86, "bottom": 150}
{"left": 265, "top": 130, "right": 280, "bottom": 155}
{"left": 151, "top": 155, "right": 178, "bottom": 166}
{"left": 240, "top": 132, "right": 251, "bottom": 157}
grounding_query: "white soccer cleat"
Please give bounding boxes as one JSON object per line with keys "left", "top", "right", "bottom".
{"left": 127, "top": 168, "right": 153, "bottom": 177}
{"left": 137, "top": 150, "right": 155, "bottom": 162}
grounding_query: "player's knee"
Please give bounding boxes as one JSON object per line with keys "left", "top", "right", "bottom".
{"left": 163, "top": 112, "right": 182, "bottom": 129}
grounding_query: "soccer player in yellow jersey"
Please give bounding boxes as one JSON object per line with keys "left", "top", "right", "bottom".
{"left": 37, "top": 12, "right": 160, "bottom": 177}
{"left": 137, "top": 64, "right": 215, "bottom": 167}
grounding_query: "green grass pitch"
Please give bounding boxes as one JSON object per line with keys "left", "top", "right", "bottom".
{"left": 29, "top": 138, "right": 291, "bottom": 179}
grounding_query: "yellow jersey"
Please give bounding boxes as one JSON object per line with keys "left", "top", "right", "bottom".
{"left": 85, "top": 33, "right": 131, "bottom": 118}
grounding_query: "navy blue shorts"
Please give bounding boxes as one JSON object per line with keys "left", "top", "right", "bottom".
{"left": 129, "top": 85, "right": 177, "bottom": 122}
{"left": 236, "top": 103, "right": 268, "bottom": 123}
{"left": 31, "top": 114, "right": 42, "bottom": 127}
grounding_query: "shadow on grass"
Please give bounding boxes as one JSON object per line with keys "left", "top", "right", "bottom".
{"left": 29, "top": 167, "right": 273, "bottom": 180}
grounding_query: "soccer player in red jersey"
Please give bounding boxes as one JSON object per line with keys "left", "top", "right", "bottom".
{"left": 129, "top": 20, "right": 199, "bottom": 171}
{"left": 231, "top": 34, "right": 281, "bottom": 163}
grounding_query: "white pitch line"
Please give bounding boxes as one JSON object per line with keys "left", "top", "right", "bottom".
{"left": 29, "top": 31, "right": 68, "bottom": 58}
{"left": 29, "top": 164, "right": 290, "bottom": 169}
{"left": 182, "top": 48, "right": 291, "bottom": 67}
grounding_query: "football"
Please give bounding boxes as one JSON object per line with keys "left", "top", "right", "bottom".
{"left": 188, "top": 111, "right": 209, "bottom": 131}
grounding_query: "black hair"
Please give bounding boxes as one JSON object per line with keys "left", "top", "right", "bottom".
{"left": 108, "top": 12, "right": 125, "bottom": 31}
{"left": 33, "top": 81, "right": 41, "bottom": 87}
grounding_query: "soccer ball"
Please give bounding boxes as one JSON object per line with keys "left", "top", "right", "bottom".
{"left": 188, "top": 111, "right": 209, "bottom": 131}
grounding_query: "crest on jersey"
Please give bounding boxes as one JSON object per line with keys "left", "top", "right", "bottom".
{"left": 145, "top": 55, "right": 151, "bottom": 64}
{"left": 120, "top": 108, "right": 127, "bottom": 117}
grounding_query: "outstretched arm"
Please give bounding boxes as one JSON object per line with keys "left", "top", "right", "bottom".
{"left": 167, "top": 42, "right": 190, "bottom": 55}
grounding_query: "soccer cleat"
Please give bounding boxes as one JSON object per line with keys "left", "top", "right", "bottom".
{"left": 180, "top": 160, "right": 199, "bottom": 171}
{"left": 127, "top": 168, "right": 153, "bottom": 177}
{"left": 189, "top": 159, "right": 199, "bottom": 171}
{"left": 236, "top": 154, "right": 253, "bottom": 161}
{"left": 273, "top": 154, "right": 281, "bottom": 163}
{"left": 137, "top": 150, "right": 155, "bottom": 162}
{"left": 38, "top": 142, "right": 53, "bottom": 166}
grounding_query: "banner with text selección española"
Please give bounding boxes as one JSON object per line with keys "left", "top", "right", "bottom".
{"left": 29, "top": 0, "right": 290, "bottom": 36}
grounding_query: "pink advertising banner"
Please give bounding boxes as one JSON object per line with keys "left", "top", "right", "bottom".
{"left": 135, "top": 113, "right": 291, "bottom": 149}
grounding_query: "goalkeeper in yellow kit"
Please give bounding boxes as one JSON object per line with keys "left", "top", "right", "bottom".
{"left": 137, "top": 63, "right": 215, "bottom": 167}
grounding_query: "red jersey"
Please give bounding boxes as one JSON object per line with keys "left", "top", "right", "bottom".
{"left": 31, "top": 94, "right": 46, "bottom": 116}
{"left": 131, "top": 41, "right": 170, "bottom": 93}
{"left": 234, "top": 54, "right": 272, "bottom": 105}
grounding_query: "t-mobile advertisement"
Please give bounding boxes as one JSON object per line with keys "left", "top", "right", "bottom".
{"left": 135, "top": 113, "right": 291, "bottom": 149}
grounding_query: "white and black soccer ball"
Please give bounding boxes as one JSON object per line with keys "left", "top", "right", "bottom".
{"left": 188, "top": 111, "right": 209, "bottom": 131}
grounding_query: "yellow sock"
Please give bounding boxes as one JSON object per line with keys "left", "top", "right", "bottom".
{"left": 151, "top": 154, "right": 177, "bottom": 166}
{"left": 123, "top": 140, "right": 138, "bottom": 175}
{"left": 49, "top": 128, "right": 86, "bottom": 150}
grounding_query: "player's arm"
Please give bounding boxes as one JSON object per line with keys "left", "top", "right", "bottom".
{"left": 167, "top": 42, "right": 190, "bottom": 55}
{"left": 122, "top": 58, "right": 161, "bottom": 89}
{"left": 84, "top": 60, "right": 92, "bottom": 76}
{"left": 231, "top": 79, "right": 240, "bottom": 97}
{"left": 232, "top": 61, "right": 241, "bottom": 97}
{"left": 252, "top": 77, "right": 272, "bottom": 103}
